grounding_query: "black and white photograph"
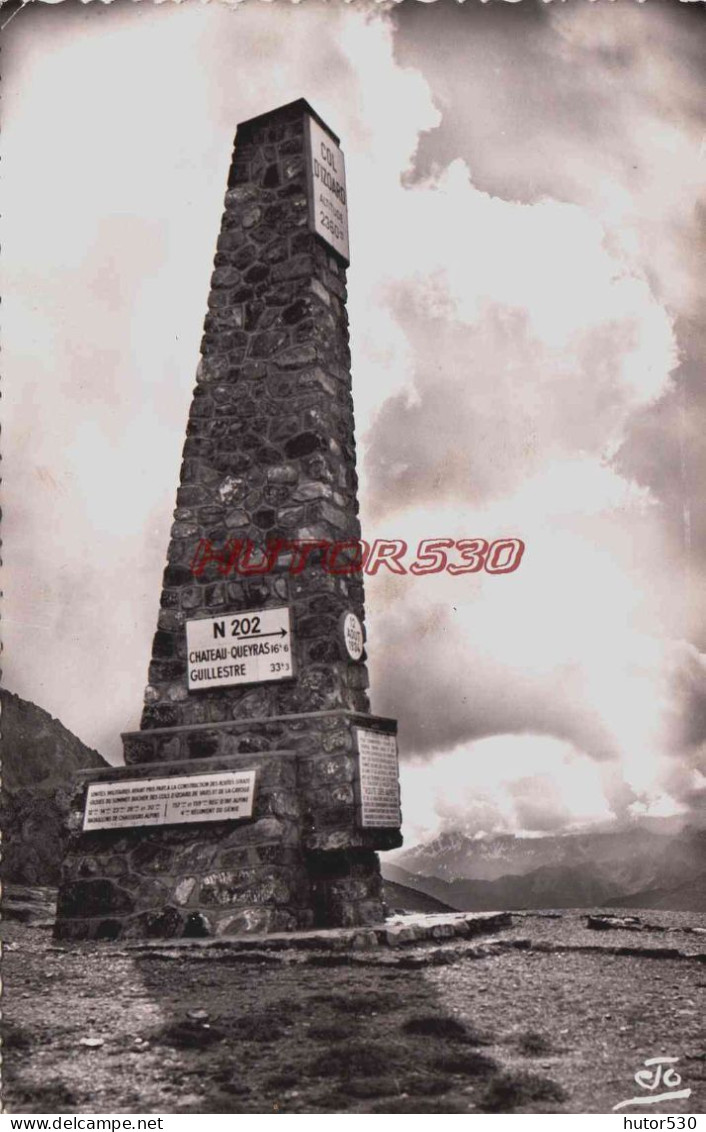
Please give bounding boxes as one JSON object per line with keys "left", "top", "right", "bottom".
{"left": 1, "top": 0, "right": 705, "bottom": 1117}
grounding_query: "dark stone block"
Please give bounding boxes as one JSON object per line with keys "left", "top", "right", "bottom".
{"left": 263, "top": 202, "right": 286, "bottom": 226}
{"left": 243, "top": 580, "right": 270, "bottom": 605}
{"left": 266, "top": 908, "right": 301, "bottom": 934}
{"left": 237, "top": 735, "right": 271, "bottom": 754}
{"left": 189, "top": 388, "right": 214, "bottom": 417}
{"left": 244, "top": 300, "right": 265, "bottom": 331}
{"left": 78, "top": 858, "right": 100, "bottom": 878}
{"left": 246, "top": 442, "right": 283, "bottom": 468}
{"left": 256, "top": 845, "right": 302, "bottom": 868}
{"left": 177, "top": 484, "right": 209, "bottom": 507}
{"left": 131, "top": 842, "right": 175, "bottom": 874}
{"left": 123, "top": 734, "right": 156, "bottom": 764}
{"left": 54, "top": 918, "right": 93, "bottom": 942}
{"left": 183, "top": 436, "right": 214, "bottom": 460}
{"left": 272, "top": 256, "right": 312, "bottom": 283}
{"left": 171, "top": 842, "right": 218, "bottom": 873}
{"left": 284, "top": 432, "right": 325, "bottom": 459}
{"left": 139, "top": 906, "right": 184, "bottom": 939}
{"left": 252, "top": 507, "right": 277, "bottom": 530}
{"left": 187, "top": 731, "right": 221, "bottom": 759}
{"left": 58, "top": 879, "right": 134, "bottom": 919}
{"left": 308, "top": 593, "right": 342, "bottom": 615}
{"left": 184, "top": 911, "right": 212, "bottom": 938}
{"left": 267, "top": 415, "right": 301, "bottom": 444}
{"left": 251, "top": 330, "right": 289, "bottom": 358}
{"left": 264, "top": 789, "right": 301, "bottom": 819}
{"left": 307, "top": 639, "right": 341, "bottom": 664}
{"left": 264, "top": 240, "right": 288, "bottom": 265}
{"left": 95, "top": 919, "right": 122, "bottom": 941}
{"left": 280, "top": 137, "right": 303, "bottom": 157}
{"left": 217, "top": 228, "right": 247, "bottom": 253}
{"left": 292, "top": 319, "right": 315, "bottom": 344}
{"left": 282, "top": 299, "right": 309, "bottom": 325}
{"left": 201, "top": 330, "right": 247, "bottom": 354}
{"left": 245, "top": 263, "right": 270, "bottom": 285}
{"left": 312, "top": 783, "right": 355, "bottom": 808}
{"left": 321, "top": 727, "right": 351, "bottom": 753}
{"left": 166, "top": 539, "right": 190, "bottom": 564}
{"left": 163, "top": 565, "right": 193, "bottom": 588}
{"left": 211, "top": 265, "right": 242, "bottom": 289}
{"left": 214, "top": 449, "right": 253, "bottom": 475}
{"left": 230, "top": 286, "right": 256, "bottom": 304}
{"left": 142, "top": 704, "right": 180, "bottom": 729}
{"left": 232, "top": 244, "right": 258, "bottom": 269}
{"left": 100, "top": 856, "right": 130, "bottom": 879}
{"left": 346, "top": 666, "right": 370, "bottom": 690}
{"left": 264, "top": 485, "right": 294, "bottom": 508}
{"left": 152, "top": 630, "right": 177, "bottom": 659}
{"left": 217, "top": 847, "right": 254, "bottom": 869}
{"left": 227, "top": 161, "right": 250, "bottom": 188}
{"left": 297, "top": 614, "right": 339, "bottom": 640}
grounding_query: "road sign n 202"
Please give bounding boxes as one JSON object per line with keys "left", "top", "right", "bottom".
{"left": 186, "top": 606, "right": 293, "bottom": 690}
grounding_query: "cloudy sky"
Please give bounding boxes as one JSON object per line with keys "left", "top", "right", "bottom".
{"left": 3, "top": 0, "right": 705, "bottom": 846}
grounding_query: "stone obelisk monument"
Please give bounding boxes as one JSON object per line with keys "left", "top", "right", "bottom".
{"left": 55, "top": 100, "right": 402, "bottom": 941}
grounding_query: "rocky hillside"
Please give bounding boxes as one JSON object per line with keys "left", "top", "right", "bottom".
{"left": 0, "top": 689, "right": 109, "bottom": 885}
{"left": 382, "top": 879, "right": 454, "bottom": 915}
{"left": 605, "top": 873, "right": 706, "bottom": 912}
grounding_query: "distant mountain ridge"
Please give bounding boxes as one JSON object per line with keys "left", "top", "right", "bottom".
{"left": 0, "top": 689, "right": 109, "bottom": 885}
{"left": 383, "top": 825, "right": 706, "bottom": 913}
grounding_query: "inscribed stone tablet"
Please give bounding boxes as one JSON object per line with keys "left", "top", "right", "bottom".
{"left": 356, "top": 728, "right": 401, "bottom": 828}
{"left": 83, "top": 771, "right": 256, "bottom": 831}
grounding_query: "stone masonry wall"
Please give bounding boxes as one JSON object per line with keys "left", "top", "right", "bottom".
{"left": 123, "top": 709, "right": 401, "bottom": 855}
{"left": 142, "top": 100, "right": 370, "bottom": 732}
{"left": 55, "top": 729, "right": 393, "bottom": 941}
{"left": 55, "top": 752, "right": 310, "bottom": 941}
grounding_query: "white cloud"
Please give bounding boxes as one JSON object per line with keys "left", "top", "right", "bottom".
{"left": 399, "top": 735, "right": 614, "bottom": 845}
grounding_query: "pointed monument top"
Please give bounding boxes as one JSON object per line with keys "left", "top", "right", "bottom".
{"left": 236, "top": 98, "right": 341, "bottom": 146}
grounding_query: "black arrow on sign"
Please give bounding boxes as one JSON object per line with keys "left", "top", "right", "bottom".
{"left": 235, "top": 628, "right": 288, "bottom": 641}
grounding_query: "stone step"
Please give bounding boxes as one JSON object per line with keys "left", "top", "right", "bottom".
{"left": 123, "top": 910, "right": 512, "bottom": 954}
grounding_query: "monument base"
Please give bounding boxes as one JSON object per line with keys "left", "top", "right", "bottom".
{"left": 54, "top": 711, "right": 401, "bottom": 941}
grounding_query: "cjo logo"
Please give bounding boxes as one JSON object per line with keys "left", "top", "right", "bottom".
{"left": 613, "top": 1057, "right": 692, "bottom": 1112}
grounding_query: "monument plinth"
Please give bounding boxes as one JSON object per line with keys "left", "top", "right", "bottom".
{"left": 55, "top": 100, "right": 402, "bottom": 942}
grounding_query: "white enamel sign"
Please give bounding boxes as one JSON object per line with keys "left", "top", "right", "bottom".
{"left": 306, "top": 115, "right": 350, "bottom": 264}
{"left": 83, "top": 771, "right": 256, "bottom": 831}
{"left": 342, "top": 611, "right": 364, "bottom": 661}
{"left": 186, "top": 607, "right": 293, "bottom": 690}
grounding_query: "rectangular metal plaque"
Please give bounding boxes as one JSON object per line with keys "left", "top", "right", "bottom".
{"left": 305, "top": 115, "right": 350, "bottom": 264}
{"left": 356, "top": 728, "right": 401, "bottom": 828}
{"left": 186, "top": 606, "right": 293, "bottom": 691}
{"left": 83, "top": 771, "right": 256, "bottom": 831}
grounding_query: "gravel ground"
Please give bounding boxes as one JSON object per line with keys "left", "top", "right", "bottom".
{"left": 2, "top": 910, "right": 704, "bottom": 1115}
